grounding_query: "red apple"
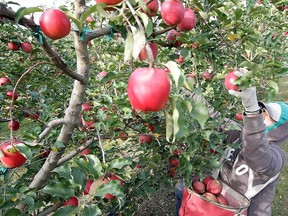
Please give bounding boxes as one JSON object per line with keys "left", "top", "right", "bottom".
{"left": 6, "top": 90, "right": 19, "bottom": 100}
{"left": 98, "top": 71, "right": 108, "bottom": 77}
{"left": 169, "top": 171, "right": 175, "bottom": 178}
{"left": 0, "top": 140, "right": 27, "bottom": 168}
{"left": 21, "top": 42, "right": 33, "bottom": 53}
{"left": 139, "top": 135, "right": 152, "bottom": 144}
{"left": 203, "top": 192, "right": 218, "bottom": 203}
{"left": 176, "top": 55, "right": 184, "bottom": 63}
{"left": 170, "top": 167, "right": 176, "bottom": 172}
{"left": 177, "top": 8, "right": 196, "bottom": 32}
{"left": 201, "top": 71, "right": 212, "bottom": 81}
{"left": 40, "top": 9, "right": 71, "bottom": 40}
{"left": 7, "top": 42, "right": 20, "bottom": 51}
{"left": 29, "top": 113, "right": 40, "bottom": 120}
{"left": 192, "top": 180, "right": 205, "bottom": 194}
{"left": 62, "top": 196, "right": 78, "bottom": 207}
{"left": 82, "top": 103, "right": 93, "bottom": 111}
{"left": 170, "top": 158, "right": 180, "bottom": 167}
{"left": 95, "top": 0, "right": 122, "bottom": 5}
{"left": 206, "top": 179, "right": 222, "bottom": 195}
{"left": 102, "top": 173, "right": 124, "bottom": 199}
{"left": 138, "top": 42, "right": 158, "bottom": 61}
{"left": 187, "top": 73, "right": 196, "bottom": 78}
{"left": 85, "top": 15, "right": 95, "bottom": 23}
{"left": 202, "top": 175, "right": 214, "bottom": 186}
{"left": 161, "top": 0, "right": 185, "bottom": 26}
{"left": 80, "top": 148, "right": 90, "bottom": 156}
{"left": 0, "top": 77, "right": 11, "bottom": 86}
{"left": 167, "top": 29, "right": 182, "bottom": 47}
{"left": 128, "top": 67, "right": 171, "bottom": 112}
{"left": 235, "top": 112, "right": 243, "bottom": 121}
{"left": 173, "top": 148, "right": 181, "bottom": 155}
{"left": 83, "top": 179, "right": 94, "bottom": 195}
{"left": 224, "top": 70, "right": 239, "bottom": 91}
{"left": 144, "top": 0, "right": 159, "bottom": 17}
{"left": 217, "top": 194, "right": 228, "bottom": 206}
{"left": 8, "top": 120, "right": 20, "bottom": 131}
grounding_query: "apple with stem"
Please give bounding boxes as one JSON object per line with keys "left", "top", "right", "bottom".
{"left": 0, "top": 140, "right": 27, "bottom": 168}
{"left": 8, "top": 120, "right": 20, "bottom": 131}
{"left": 6, "top": 90, "right": 19, "bottom": 100}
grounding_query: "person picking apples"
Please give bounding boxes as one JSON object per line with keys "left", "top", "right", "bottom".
{"left": 175, "top": 68, "right": 288, "bottom": 216}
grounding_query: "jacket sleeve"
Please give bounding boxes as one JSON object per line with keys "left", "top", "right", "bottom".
{"left": 242, "top": 114, "right": 286, "bottom": 176}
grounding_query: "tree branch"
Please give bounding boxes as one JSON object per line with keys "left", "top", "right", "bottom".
{"left": 0, "top": 3, "right": 87, "bottom": 84}
{"left": 36, "top": 203, "right": 62, "bottom": 216}
{"left": 56, "top": 138, "right": 97, "bottom": 167}
{"left": 83, "top": 27, "right": 112, "bottom": 42}
{"left": 35, "top": 118, "right": 66, "bottom": 143}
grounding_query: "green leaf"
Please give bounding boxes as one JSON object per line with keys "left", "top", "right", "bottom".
{"left": 63, "top": 10, "right": 82, "bottom": 31}
{"left": 42, "top": 182, "right": 75, "bottom": 199}
{"left": 191, "top": 98, "right": 209, "bottom": 129}
{"left": 21, "top": 196, "right": 34, "bottom": 207}
{"left": 165, "top": 61, "right": 184, "bottom": 91}
{"left": 137, "top": 12, "right": 153, "bottom": 37}
{"left": 132, "top": 27, "right": 146, "bottom": 59}
{"left": 53, "top": 206, "right": 79, "bottom": 216}
{"left": 3, "top": 208, "right": 21, "bottom": 216}
{"left": 109, "top": 158, "right": 132, "bottom": 169}
{"left": 71, "top": 169, "right": 85, "bottom": 189}
{"left": 239, "top": 61, "right": 262, "bottom": 71}
{"left": 124, "top": 31, "right": 134, "bottom": 62}
{"left": 15, "top": 7, "right": 43, "bottom": 23}
{"left": 95, "top": 180, "right": 124, "bottom": 198}
{"left": 75, "top": 155, "right": 102, "bottom": 179}
{"left": 173, "top": 101, "right": 188, "bottom": 140}
{"left": 15, "top": 143, "right": 33, "bottom": 160}
{"left": 267, "top": 80, "right": 279, "bottom": 93}
{"left": 83, "top": 204, "right": 102, "bottom": 216}
{"left": 53, "top": 164, "right": 72, "bottom": 180}
{"left": 165, "top": 110, "right": 173, "bottom": 142}
{"left": 80, "top": 3, "right": 109, "bottom": 23}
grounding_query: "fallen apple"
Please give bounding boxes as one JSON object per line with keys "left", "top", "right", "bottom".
{"left": 139, "top": 135, "right": 152, "bottom": 144}
{"left": 21, "top": 42, "right": 33, "bottom": 53}
{"left": 7, "top": 42, "right": 20, "bottom": 51}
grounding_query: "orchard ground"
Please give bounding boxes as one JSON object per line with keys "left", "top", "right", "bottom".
{"left": 135, "top": 75, "right": 288, "bottom": 216}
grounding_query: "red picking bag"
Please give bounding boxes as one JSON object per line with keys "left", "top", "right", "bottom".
{"left": 179, "top": 181, "right": 250, "bottom": 216}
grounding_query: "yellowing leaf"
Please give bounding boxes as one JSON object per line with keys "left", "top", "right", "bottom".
{"left": 227, "top": 33, "right": 238, "bottom": 41}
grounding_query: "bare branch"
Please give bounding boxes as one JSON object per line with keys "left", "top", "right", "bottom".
{"left": 0, "top": 3, "right": 87, "bottom": 84}
{"left": 56, "top": 138, "right": 96, "bottom": 167}
{"left": 83, "top": 27, "right": 112, "bottom": 42}
{"left": 35, "top": 118, "right": 66, "bottom": 143}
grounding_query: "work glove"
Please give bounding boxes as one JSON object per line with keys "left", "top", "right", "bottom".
{"left": 228, "top": 68, "right": 260, "bottom": 113}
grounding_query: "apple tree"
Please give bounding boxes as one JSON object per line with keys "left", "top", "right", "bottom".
{"left": 0, "top": 0, "right": 287, "bottom": 215}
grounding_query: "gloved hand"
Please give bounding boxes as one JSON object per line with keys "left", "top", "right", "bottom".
{"left": 228, "top": 68, "right": 260, "bottom": 113}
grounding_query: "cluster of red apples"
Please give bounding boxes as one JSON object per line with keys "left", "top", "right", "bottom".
{"left": 7, "top": 41, "right": 33, "bottom": 53}
{"left": 192, "top": 175, "right": 228, "bottom": 206}
{"left": 62, "top": 173, "right": 124, "bottom": 208}
{"left": 168, "top": 148, "right": 181, "bottom": 178}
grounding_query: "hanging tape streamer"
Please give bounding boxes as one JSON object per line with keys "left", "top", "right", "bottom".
{"left": 33, "top": 25, "right": 43, "bottom": 45}
{"left": 80, "top": 27, "right": 94, "bottom": 41}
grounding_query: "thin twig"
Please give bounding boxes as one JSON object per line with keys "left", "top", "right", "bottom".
{"left": 56, "top": 138, "right": 97, "bottom": 167}
{"left": 97, "top": 129, "right": 106, "bottom": 163}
